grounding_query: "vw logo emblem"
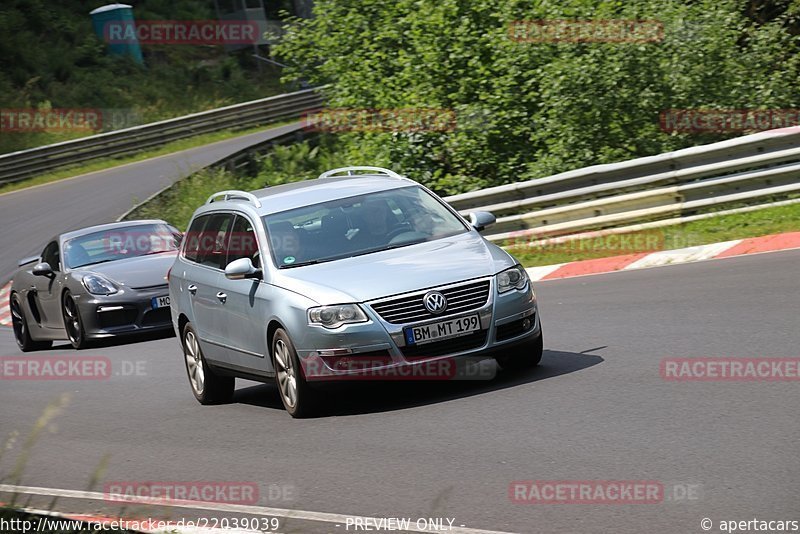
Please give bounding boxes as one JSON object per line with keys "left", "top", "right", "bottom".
{"left": 423, "top": 291, "right": 447, "bottom": 314}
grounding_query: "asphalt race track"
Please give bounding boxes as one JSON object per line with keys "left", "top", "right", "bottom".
{"left": 0, "top": 122, "right": 303, "bottom": 286}
{"left": 1, "top": 249, "right": 798, "bottom": 533}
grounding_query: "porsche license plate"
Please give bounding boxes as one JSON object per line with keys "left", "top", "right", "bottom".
{"left": 152, "top": 295, "right": 170, "bottom": 309}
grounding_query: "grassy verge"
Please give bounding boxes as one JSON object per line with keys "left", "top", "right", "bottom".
{"left": 512, "top": 201, "right": 800, "bottom": 267}
{"left": 125, "top": 135, "right": 346, "bottom": 229}
{"left": 0, "top": 120, "right": 297, "bottom": 197}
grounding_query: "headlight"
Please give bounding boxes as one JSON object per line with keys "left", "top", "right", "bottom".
{"left": 82, "top": 274, "right": 118, "bottom": 295}
{"left": 308, "top": 304, "right": 368, "bottom": 329}
{"left": 496, "top": 265, "right": 528, "bottom": 293}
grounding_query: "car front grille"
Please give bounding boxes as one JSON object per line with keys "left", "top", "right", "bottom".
{"left": 370, "top": 280, "right": 490, "bottom": 324}
{"left": 131, "top": 283, "right": 169, "bottom": 292}
{"left": 401, "top": 330, "right": 488, "bottom": 359}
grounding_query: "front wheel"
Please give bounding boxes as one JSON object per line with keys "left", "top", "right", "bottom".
{"left": 62, "top": 291, "right": 89, "bottom": 349}
{"left": 495, "top": 333, "right": 543, "bottom": 372}
{"left": 11, "top": 292, "right": 51, "bottom": 352}
{"left": 182, "top": 322, "right": 234, "bottom": 405}
{"left": 272, "top": 328, "right": 319, "bottom": 418}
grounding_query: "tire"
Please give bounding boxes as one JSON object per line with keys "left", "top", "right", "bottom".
{"left": 182, "top": 322, "right": 234, "bottom": 405}
{"left": 272, "top": 328, "right": 319, "bottom": 418}
{"left": 495, "top": 333, "right": 543, "bottom": 372}
{"left": 10, "top": 292, "right": 52, "bottom": 352}
{"left": 62, "top": 291, "right": 90, "bottom": 350}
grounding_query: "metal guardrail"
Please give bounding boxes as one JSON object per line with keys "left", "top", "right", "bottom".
{"left": 0, "top": 88, "right": 323, "bottom": 184}
{"left": 442, "top": 127, "right": 800, "bottom": 243}
{"left": 118, "top": 126, "right": 315, "bottom": 222}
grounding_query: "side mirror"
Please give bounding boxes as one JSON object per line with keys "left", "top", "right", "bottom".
{"left": 469, "top": 211, "right": 496, "bottom": 232}
{"left": 224, "top": 257, "right": 261, "bottom": 280}
{"left": 32, "top": 262, "right": 54, "bottom": 278}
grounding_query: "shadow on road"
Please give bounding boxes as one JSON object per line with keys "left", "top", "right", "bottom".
{"left": 41, "top": 329, "right": 175, "bottom": 352}
{"left": 233, "top": 348, "right": 604, "bottom": 417}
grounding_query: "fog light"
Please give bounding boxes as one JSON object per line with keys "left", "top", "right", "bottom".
{"left": 522, "top": 318, "right": 531, "bottom": 330}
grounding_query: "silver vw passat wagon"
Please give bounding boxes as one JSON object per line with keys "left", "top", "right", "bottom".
{"left": 169, "top": 167, "right": 543, "bottom": 417}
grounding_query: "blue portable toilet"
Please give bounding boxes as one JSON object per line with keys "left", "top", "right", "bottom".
{"left": 90, "top": 4, "right": 144, "bottom": 65}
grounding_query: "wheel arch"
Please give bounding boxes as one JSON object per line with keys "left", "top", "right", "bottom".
{"left": 266, "top": 319, "right": 286, "bottom": 358}
{"left": 178, "top": 313, "right": 190, "bottom": 338}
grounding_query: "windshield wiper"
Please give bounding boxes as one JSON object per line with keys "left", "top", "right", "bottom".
{"left": 350, "top": 241, "right": 418, "bottom": 258}
{"left": 279, "top": 259, "right": 323, "bottom": 269}
{"left": 71, "top": 258, "right": 118, "bottom": 268}
{"left": 140, "top": 250, "right": 177, "bottom": 256}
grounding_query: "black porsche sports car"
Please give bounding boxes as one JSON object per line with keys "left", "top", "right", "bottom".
{"left": 9, "top": 220, "right": 181, "bottom": 350}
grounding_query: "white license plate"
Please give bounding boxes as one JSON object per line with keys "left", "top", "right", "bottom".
{"left": 404, "top": 314, "right": 480, "bottom": 346}
{"left": 151, "top": 295, "right": 170, "bottom": 309}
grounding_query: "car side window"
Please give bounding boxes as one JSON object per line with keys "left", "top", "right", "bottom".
{"left": 41, "top": 241, "right": 60, "bottom": 271}
{"left": 227, "top": 215, "right": 261, "bottom": 270}
{"left": 196, "top": 213, "right": 235, "bottom": 270}
{"left": 183, "top": 215, "right": 210, "bottom": 263}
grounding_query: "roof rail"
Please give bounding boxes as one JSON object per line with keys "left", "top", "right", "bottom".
{"left": 318, "top": 166, "right": 404, "bottom": 180}
{"left": 206, "top": 190, "right": 262, "bottom": 208}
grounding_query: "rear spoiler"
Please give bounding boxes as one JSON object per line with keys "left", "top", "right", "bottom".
{"left": 18, "top": 255, "right": 39, "bottom": 267}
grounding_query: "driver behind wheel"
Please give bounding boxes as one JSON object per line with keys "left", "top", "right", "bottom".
{"left": 355, "top": 198, "right": 399, "bottom": 248}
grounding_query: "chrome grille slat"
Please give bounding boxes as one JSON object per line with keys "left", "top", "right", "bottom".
{"left": 130, "top": 283, "right": 169, "bottom": 291}
{"left": 370, "top": 280, "right": 490, "bottom": 324}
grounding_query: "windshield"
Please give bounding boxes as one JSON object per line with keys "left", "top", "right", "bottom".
{"left": 263, "top": 186, "right": 468, "bottom": 268}
{"left": 64, "top": 223, "right": 180, "bottom": 269}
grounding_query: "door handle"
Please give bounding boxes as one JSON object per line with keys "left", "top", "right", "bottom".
{"left": 187, "top": 284, "right": 197, "bottom": 295}
{"left": 216, "top": 292, "right": 227, "bottom": 303}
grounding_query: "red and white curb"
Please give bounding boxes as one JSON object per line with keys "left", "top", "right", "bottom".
{"left": 0, "top": 282, "right": 11, "bottom": 327}
{"left": 526, "top": 231, "right": 800, "bottom": 281}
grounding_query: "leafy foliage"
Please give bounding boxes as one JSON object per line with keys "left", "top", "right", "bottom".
{"left": 130, "top": 134, "right": 350, "bottom": 229}
{"left": 274, "top": 0, "right": 800, "bottom": 195}
{"left": 0, "top": 0, "right": 288, "bottom": 154}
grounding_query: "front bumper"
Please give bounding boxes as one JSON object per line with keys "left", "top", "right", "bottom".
{"left": 295, "top": 276, "right": 541, "bottom": 380}
{"left": 74, "top": 285, "right": 173, "bottom": 339}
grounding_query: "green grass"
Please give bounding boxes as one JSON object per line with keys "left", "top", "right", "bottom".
{"left": 0, "top": 120, "right": 297, "bottom": 197}
{"left": 125, "top": 135, "right": 346, "bottom": 229}
{"left": 512, "top": 201, "right": 800, "bottom": 267}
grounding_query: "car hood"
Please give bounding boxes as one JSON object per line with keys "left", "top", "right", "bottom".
{"left": 272, "top": 232, "right": 516, "bottom": 304}
{"left": 73, "top": 252, "right": 176, "bottom": 288}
